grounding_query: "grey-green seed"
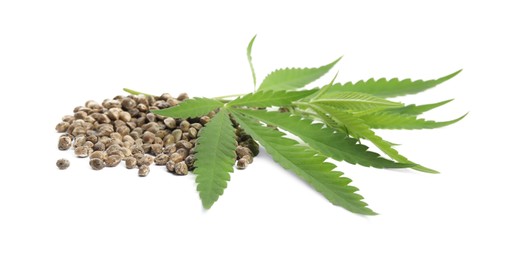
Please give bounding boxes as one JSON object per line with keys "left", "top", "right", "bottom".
{"left": 138, "top": 165, "right": 150, "bottom": 177}
{"left": 89, "top": 158, "right": 105, "bottom": 170}
{"left": 56, "top": 159, "right": 70, "bottom": 170}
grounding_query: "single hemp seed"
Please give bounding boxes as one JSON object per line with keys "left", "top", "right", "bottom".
{"left": 56, "top": 158, "right": 70, "bottom": 170}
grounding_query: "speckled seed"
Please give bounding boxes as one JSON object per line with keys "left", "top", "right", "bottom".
{"left": 73, "top": 135, "right": 86, "bottom": 148}
{"left": 184, "top": 155, "right": 196, "bottom": 168}
{"left": 199, "top": 116, "right": 210, "bottom": 125}
{"left": 56, "top": 159, "right": 70, "bottom": 170}
{"left": 190, "top": 123, "right": 202, "bottom": 130}
{"left": 89, "top": 158, "right": 105, "bottom": 170}
{"left": 151, "top": 143, "right": 163, "bottom": 155}
{"left": 170, "top": 152, "right": 183, "bottom": 163}
{"left": 176, "top": 140, "right": 193, "bottom": 150}
{"left": 171, "top": 129, "right": 182, "bottom": 142}
{"left": 163, "top": 134, "right": 175, "bottom": 146}
{"left": 74, "top": 146, "right": 91, "bottom": 158}
{"left": 235, "top": 146, "right": 253, "bottom": 159}
{"left": 165, "top": 161, "right": 175, "bottom": 172}
{"left": 188, "top": 128, "right": 197, "bottom": 138}
{"left": 55, "top": 122, "right": 70, "bottom": 133}
{"left": 163, "top": 117, "right": 176, "bottom": 129}
{"left": 142, "top": 131, "right": 156, "bottom": 144}
{"left": 176, "top": 148, "right": 189, "bottom": 159}
{"left": 58, "top": 135, "right": 73, "bottom": 150}
{"left": 177, "top": 93, "right": 189, "bottom": 101}
{"left": 242, "top": 154, "right": 253, "bottom": 164}
{"left": 90, "top": 151, "right": 107, "bottom": 160}
{"left": 179, "top": 120, "right": 190, "bottom": 132}
{"left": 236, "top": 158, "right": 248, "bottom": 169}
{"left": 105, "top": 155, "right": 122, "bottom": 167}
{"left": 93, "top": 142, "right": 106, "bottom": 151}
{"left": 174, "top": 161, "right": 188, "bottom": 175}
{"left": 138, "top": 155, "right": 154, "bottom": 166}
{"left": 154, "top": 154, "right": 169, "bottom": 165}
{"left": 125, "top": 157, "right": 137, "bottom": 169}
{"left": 138, "top": 165, "right": 150, "bottom": 177}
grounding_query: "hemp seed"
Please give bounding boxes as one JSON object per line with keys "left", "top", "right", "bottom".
{"left": 56, "top": 159, "right": 70, "bottom": 170}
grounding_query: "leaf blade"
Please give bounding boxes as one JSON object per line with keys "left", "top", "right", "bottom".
{"left": 227, "top": 89, "right": 317, "bottom": 108}
{"left": 236, "top": 109, "right": 406, "bottom": 168}
{"left": 316, "top": 105, "right": 437, "bottom": 173}
{"left": 360, "top": 112, "right": 467, "bottom": 130}
{"left": 231, "top": 110, "right": 376, "bottom": 215}
{"left": 327, "top": 70, "right": 462, "bottom": 98}
{"left": 386, "top": 99, "right": 454, "bottom": 115}
{"left": 194, "top": 109, "right": 237, "bottom": 209}
{"left": 258, "top": 57, "right": 341, "bottom": 91}
{"left": 313, "top": 91, "right": 403, "bottom": 111}
{"left": 151, "top": 98, "right": 223, "bottom": 118}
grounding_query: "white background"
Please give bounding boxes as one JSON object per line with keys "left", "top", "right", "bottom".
{"left": 1, "top": 0, "right": 510, "bottom": 259}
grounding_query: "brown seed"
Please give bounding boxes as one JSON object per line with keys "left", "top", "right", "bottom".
{"left": 235, "top": 146, "right": 253, "bottom": 159}
{"left": 188, "top": 127, "right": 197, "bottom": 138}
{"left": 190, "top": 123, "right": 203, "bottom": 130}
{"left": 169, "top": 152, "right": 183, "bottom": 163}
{"left": 163, "top": 134, "right": 175, "bottom": 146}
{"left": 90, "top": 151, "right": 107, "bottom": 160}
{"left": 93, "top": 142, "right": 106, "bottom": 151}
{"left": 56, "top": 159, "right": 70, "bottom": 170}
{"left": 116, "top": 125, "right": 131, "bottom": 136}
{"left": 176, "top": 140, "right": 193, "bottom": 150}
{"left": 136, "top": 103, "right": 148, "bottom": 112}
{"left": 236, "top": 158, "right": 248, "bottom": 169}
{"left": 83, "top": 141, "right": 94, "bottom": 149}
{"left": 199, "top": 116, "right": 210, "bottom": 125}
{"left": 74, "top": 146, "right": 91, "bottom": 158}
{"left": 151, "top": 143, "right": 163, "bottom": 155}
{"left": 119, "top": 111, "right": 131, "bottom": 122}
{"left": 89, "top": 158, "right": 105, "bottom": 170}
{"left": 184, "top": 154, "right": 196, "bottom": 168}
{"left": 142, "top": 131, "right": 155, "bottom": 144}
{"left": 62, "top": 115, "right": 74, "bottom": 123}
{"left": 105, "top": 155, "right": 122, "bottom": 167}
{"left": 177, "top": 93, "right": 189, "bottom": 101}
{"left": 168, "top": 98, "right": 179, "bottom": 107}
{"left": 55, "top": 122, "right": 70, "bottom": 133}
{"left": 74, "top": 111, "right": 88, "bottom": 119}
{"left": 125, "top": 157, "right": 137, "bottom": 169}
{"left": 174, "top": 161, "right": 188, "bottom": 175}
{"left": 242, "top": 154, "right": 253, "bottom": 164}
{"left": 165, "top": 161, "right": 175, "bottom": 173}
{"left": 72, "top": 126, "right": 86, "bottom": 136}
{"left": 154, "top": 137, "right": 163, "bottom": 145}
{"left": 106, "top": 144, "right": 122, "bottom": 155}
{"left": 138, "top": 165, "right": 150, "bottom": 177}
{"left": 146, "top": 113, "right": 156, "bottom": 122}
{"left": 137, "top": 155, "right": 154, "bottom": 166}
{"left": 163, "top": 144, "right": 177, "bottom": 154}
{"left": 154, "top": 154, "right": 169, "bottom": 165}
{"left": 58, "top": 135, "right": 73, "bottom": 150}
{"left": 179, "top": 120, "right": 190, "bottom": 132}
{"left": 85, "top": 100, "right": 101, "bottom": 109}
{"left": 106, "top": 108, "right": 121, "bottom": 120}
{"left": 171, "top": 129, "right": 182, "bottom": 142}
{"left": 121, "top": 98, "right": 136, "bottom": 110}
{"left": 160, "top": 93, "right": 172, "bottom": 100}
{"left": 176, "top": 148, "right": 189, "bottom": 159}
{"left": 163, "top": 117, "right": 176, "bottom": 129}
{"left": 86, "top": 134, "right": 98, "bottom": 144}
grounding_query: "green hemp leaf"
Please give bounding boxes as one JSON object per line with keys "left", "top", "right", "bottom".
{"left": 123, "top": 35, "right": 465, "bottom": 214}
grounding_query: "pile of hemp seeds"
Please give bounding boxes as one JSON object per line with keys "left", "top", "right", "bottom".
{"left": 55, "top": 93, "right": 258, "bottom": 176}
